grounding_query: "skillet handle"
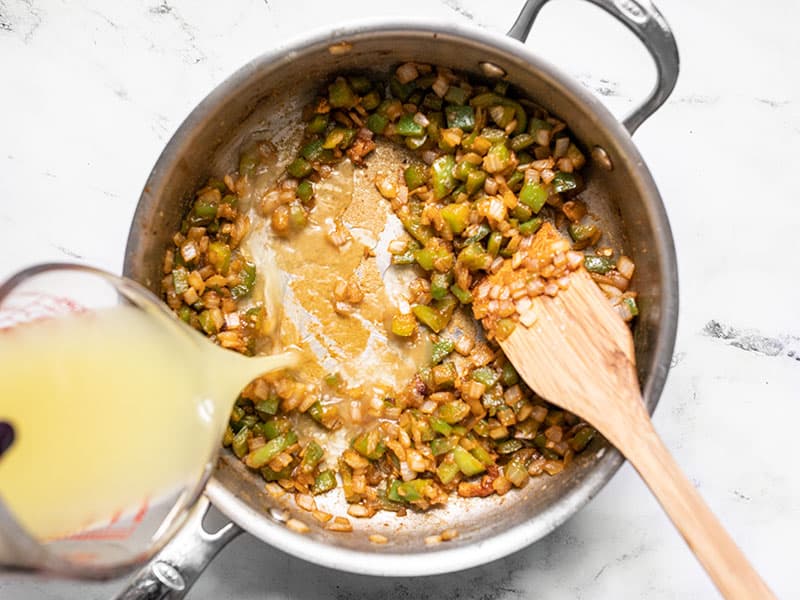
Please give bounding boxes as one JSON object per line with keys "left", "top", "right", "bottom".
{"left": 508, "top": 0, "right": 679, "bottom": 134}
{"left": 113, "top": 496, "right": 241, "bottom": 600}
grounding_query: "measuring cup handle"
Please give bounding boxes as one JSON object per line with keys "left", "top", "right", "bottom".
{"left": 508, "top": 0, "right": 679, "bottom": 134}
{"left": 113, "top": 496, "right": 241, "bottom": 600}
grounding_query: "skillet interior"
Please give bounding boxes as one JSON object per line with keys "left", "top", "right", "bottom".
{"left": 123, "top": 24, "right": 677, "bottom": 575}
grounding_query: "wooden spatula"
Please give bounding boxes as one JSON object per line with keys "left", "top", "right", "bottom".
{"left": 491, "top": 224, "right": 774, "bottom": 599}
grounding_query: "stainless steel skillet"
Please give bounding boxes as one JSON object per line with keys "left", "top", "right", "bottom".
{"left": 120, "top": 1, "right": 679, "bottom": 596}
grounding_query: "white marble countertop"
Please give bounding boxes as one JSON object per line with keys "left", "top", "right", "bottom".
{"left": 1, "top": 0, "right": 798, "bottom": 598}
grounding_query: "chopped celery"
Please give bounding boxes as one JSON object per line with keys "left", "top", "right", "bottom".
{"left": 438, "top": 400, "right": 470, "bottom": 424}
{"left": 430, "top": 271, "right": 453, "bottom": 301}
{"left": 495, "top": 318, "right": 516, "bottom": 341}
{"left": 172, "top": 267, "right": 189, "bottom": 295}
{"left": 431, "top": 436, "right": 457, "bottom": 456}
{"left": 453, "top": 446, "right": 485, "bottom": 476}
{"left": 412, "top": 304, "right": 448, "bottom": 333}
{"left": 472, "top": 367, "right": 499, "bottom": 387}
{"left": 436, "top": 456, "right": 460, "bottom": 485}
{"left": 312, "top": 470, "right": 337, "bottom": 495}
{"left": 450, "top": 283, "right": 473, "bottom": 304}
{"left": 391, "top": 313, "right": 417, "bottom": 337}
{"left": 431, "top": 338, "right": 455, "bottom": 364}
{"left": 430, "top": 417, "right": 453, "bottom": 437}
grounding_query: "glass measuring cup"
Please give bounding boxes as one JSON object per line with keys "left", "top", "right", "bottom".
{"left": 0, "top": 263, "right": 294, "bottom": 578}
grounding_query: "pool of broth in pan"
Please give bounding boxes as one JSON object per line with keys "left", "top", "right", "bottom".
{"left": 212, "top": 139, "right": 490, "bottom": 533}
{"left": 237, "top": 140, "right": 484, "bottom": 454}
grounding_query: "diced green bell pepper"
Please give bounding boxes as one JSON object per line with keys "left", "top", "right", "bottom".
{"left": 465, "top": 169, "right": 486, "bottom": 195}
{"left": 230, "top": 261, "right": 256, "bottom": 299}
{"left": 296, "top": 180, "right": 314, "bottom": 204}
{"left": 255, "top": 395, "right": 279, "bottom": 417}
{"left": 458, "top": 243, "right": 492, "bottom": 271}
{"left": 444, "top": 85, "right": 468, "bottom": 105}
{"left": 366, "top": 113, "right": 388, "bottom": 134}
{"left": 352, "top": 431, "right": 386, "bottom": 460}
{"left": 396, "top": 114, "right": 425, "bottom": 137}
{"left": 584, "top": 255, "right": 615, "bottom": 274}
{"left": 431, "top": 155, "right": 456, "bottom": 200}
{"left": 244, "top": 431, "right": 298, "bottom": 469}
{"left": 518, "top": 217, "right": 543, "bottom": 235}
{"left": 404, "top": 164, "right": 427, "bottom": 189}
{"left": 328, "top": 77, "right": 357, "bottom": 108}
{"left": 440, "top": 202, "right": 470, "bottom": 234}
{"left": 445, "top": 105, "right": 475, "bottom": 131}
{"left": 232, "top": 426, "right": 250, "bottom": 458}
{"left": 306, "top": 113, "right": 329, "bottom": 134}
{"left": 552, "top": 171, "right": 579, "bottom": 193}
{"left": 519, "top": 180, "right": 548, "bottom": 213}
{"left": 261, "top": 416, "right": 291, "bottom": 440}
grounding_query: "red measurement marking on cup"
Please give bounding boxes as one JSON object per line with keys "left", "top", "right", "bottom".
{"left": 0, "top": 292, "right": 86, "bottom": 330}
{"left": 63, "top": 498, "right": 149, "bottom": 542}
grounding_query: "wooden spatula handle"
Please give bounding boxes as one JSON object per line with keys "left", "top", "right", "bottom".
{"left": 617, "top": 414, "right": 775, "bottom": 599}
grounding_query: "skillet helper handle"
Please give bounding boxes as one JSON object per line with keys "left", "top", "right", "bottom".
{"left": 606, "top": 398, "right": 776, "bottom": 600}
{"left": 508, "top": 0, "right": 679, "bottom": 134}
{"left": 113, "top": 496, "right": 241, "bottom": 600}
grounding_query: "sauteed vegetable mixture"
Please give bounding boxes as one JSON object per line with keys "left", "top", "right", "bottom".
{"left": 162, "top": 63, "right": 638, "bottom": 528}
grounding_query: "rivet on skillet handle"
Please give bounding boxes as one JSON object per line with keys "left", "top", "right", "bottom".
{"left": 508, "top": 0, "right": 680, "bottom": 134}
{"left": 113, "top": 497, "right": 241, "bottom": 600}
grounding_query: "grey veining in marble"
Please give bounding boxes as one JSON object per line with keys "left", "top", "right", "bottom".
{"left": 0, "top": 0, "right": 798, "bottom": 598}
